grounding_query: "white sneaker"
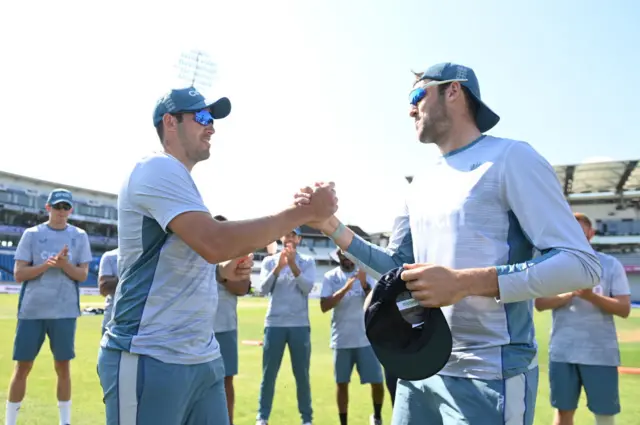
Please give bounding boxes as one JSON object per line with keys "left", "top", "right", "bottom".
{"left": 370, "top": 415, "right": 382, "bottom": 425}
{"left": 256, "top": 420, "right": 268, "bottom": 425}
{"left": 302, "top": 423, "right": 312, "bottom": 425}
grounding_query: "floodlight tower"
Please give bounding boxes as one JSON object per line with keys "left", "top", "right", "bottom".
{"left": 176, "top": 49, "right": 218, "bottom": 90}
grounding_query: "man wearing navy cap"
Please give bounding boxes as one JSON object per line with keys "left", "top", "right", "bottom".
{"left": 255, "top": 228, "right": 316, "bottom": 425}
{"left": 295, "top": 62, "right": 602, "bottom": 424}
{"left": 97, "top": 87, "right": 338, "bottom": 425}
{"left": 6, "top": 189, "right": 93, "bottom": 425}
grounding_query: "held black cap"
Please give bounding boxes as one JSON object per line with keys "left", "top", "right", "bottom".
{"left": 365, "top": 267, "right": 452, "bottom": 381}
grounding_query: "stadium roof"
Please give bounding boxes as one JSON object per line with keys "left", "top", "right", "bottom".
{"left": 554, "top": 160, "right": 639, "bottom": 196}
{"left": 405, "top": 159, "right": 640, "bottom": 197}
{"left": 0, "top": 170, "right": 117, "bottom": 199}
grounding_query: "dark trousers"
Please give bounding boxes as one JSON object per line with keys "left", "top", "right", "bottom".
{"left": 384, "top": 367, "right": 397, "bottom": 406}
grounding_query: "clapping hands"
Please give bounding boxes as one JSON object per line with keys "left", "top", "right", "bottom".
{"left": 46, "top": 245, "right": 69, "bottom": 269}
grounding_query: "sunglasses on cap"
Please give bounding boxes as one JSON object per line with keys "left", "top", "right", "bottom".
{"left": 409, "top": 78, "right": 469, "bottom": 106}
{"left": 52, "top": 203, "right": 71, "bottom": 211}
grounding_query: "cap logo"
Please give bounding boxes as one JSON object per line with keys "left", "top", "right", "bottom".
{"left": 189, "top": 89, "right": 200, "bottom": 97}
{"left": 455, "top": 66, "right": 468, "bottom": 80}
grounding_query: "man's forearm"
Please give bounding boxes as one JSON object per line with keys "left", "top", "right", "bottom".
{"left": 495, "top": 250, "right": 599, "bottom": 304}
{"left": 320, "top": 217, "right": 354, "bottom": 250}
{"left": 534, "top": 293, "right": 573, "bottom": 311}
{"left": 215, "top": 206, "right": 315, "bottom": 262}
{"left": 99, "top": 276, "right": 118, "bottom": 297}
{"left": 459, "top": 267, "right": 500, "bottom": 298}
{"left": 14, "top": 263, "right": 49, "bottom": 283}
{"left": 320, "top": 282, "right": 352, "bottom": 312}
{"left": 321, "top": 217, "right": 401, "bottom": 279}
{"left": 585, "top": 294, "right": 631, "bottom": 318}
{"left": 222, "top": 279, "right": 251, "bottom": 296}
{"left": 62, "top": 263, "right": 88, "bottom": 282}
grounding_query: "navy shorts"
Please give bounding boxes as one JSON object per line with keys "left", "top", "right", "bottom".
{"left": 97, "top": 347, "right": 229, "bottom": 425}
{"left": 334, "top": 346, "right": 384, "bottom": 384}
{"left": 549, "top": 361, "right": 620, "bottom": 415}
{"left": 13, "top": 318, "right": 77, "bottom": 362}
{"left": 217, "top": 330, "right": 238, "bottom": 377}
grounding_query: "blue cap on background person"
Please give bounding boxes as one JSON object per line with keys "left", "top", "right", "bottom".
{"left": 365, "top": 267, "right": 452, "bottom": 381}
{"left": 416, "top": 62, "right": 500, "bottom": 133}
{"left": 153, "top": 87, "right": 231, "bottom": 126}
{"left": 46, "top": 189, "right": 73, "bottom": 207}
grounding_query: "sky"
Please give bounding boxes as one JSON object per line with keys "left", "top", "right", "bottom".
{"left": 1, "top": 0, "right": 638, "bottom": 233}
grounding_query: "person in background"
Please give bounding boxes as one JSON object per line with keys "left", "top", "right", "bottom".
{"left": 535, "top": 213, "right": 631, "bottom": 425}
{"left": 98, "top": 248, "right": 119, "bottom": 335}
{"left": 213, "top": 215, "right": 252, "bottom": 425}
{"left": 255, "top": 228, "right": 316, "bottom": 425}
{"left": 320, "top": 249, "right": 385, "bottom": 425}
{"left": 6, "top": 188, "right": 93, "bottom": 425}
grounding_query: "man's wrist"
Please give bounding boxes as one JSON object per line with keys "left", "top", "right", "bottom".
{"left": 456, "top": 267, "right": 499, "bottom": 298}
{"left": 216, "top": 265, "right": 227, "bottom": 283}
{"left": 320, "top": 216, "right": 340, "bottom": 236}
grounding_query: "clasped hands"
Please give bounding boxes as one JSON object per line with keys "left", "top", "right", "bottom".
{"left": 293, "top": 182, "right": 470, "bottom": 308}
{"left": 46, "top": 245, "right": 70, "bottom": 269}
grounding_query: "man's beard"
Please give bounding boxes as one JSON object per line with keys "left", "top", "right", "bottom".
{"left": 340, "top": 261, "right": 355, "bottom": 272}
{"left": 418, "top": 99, "right": 451, "bottom": 145}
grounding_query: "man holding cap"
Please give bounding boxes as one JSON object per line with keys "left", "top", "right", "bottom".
{"left": 320, "top": 249, "right": 384, "bottom": 425}
{"left": 6, "top": 189, "right": 93, "bottom": 425}
{"left": 295, "top": 62, "right": 601, "bottom": 424}
{"left": 255, "top": 228, "right": 316, "bottom": 425}
{"left": 97, "top": 87, "right": 338, "bottom": 425}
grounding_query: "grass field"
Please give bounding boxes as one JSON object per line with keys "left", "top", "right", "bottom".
{"left": 0, "top": 295, "right": 639, "bottom": 425}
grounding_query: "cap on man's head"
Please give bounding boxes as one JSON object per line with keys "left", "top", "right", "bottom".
{"left": 292, "top": 227, "right": 302, "bottom": 235}
{"left": 153, "top": 87, "right": 231, "bottom": 127}
{"left": 329, "top": 248, "right": 342, "bottom": 264}
{"left": 365, "top": 267, "right": 452, "bottom": 381}
{"left": 416, "top": 62, "right": 500, "bottom": 133}
{"left": 47, "top": 189, "right": 73, "bottom": 207}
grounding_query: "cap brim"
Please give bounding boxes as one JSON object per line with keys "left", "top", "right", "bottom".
{"left": 469, "top": 94, "right": 500, "bottom": 133}
{"left": 329, "top": 250, "right": 340, "bottom": 264}
{"left": 207, "top": 97, "right": 231, "bottom": 119}
{"left": 50, "top": 200, "right": 73, "bottom": 207}
{"left": 369, "top": 307, "right": 452, "bottom": 381}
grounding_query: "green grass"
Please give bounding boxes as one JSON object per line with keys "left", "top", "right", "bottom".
{"left": 0, "top": 295, "right": 639, "bottom": 424}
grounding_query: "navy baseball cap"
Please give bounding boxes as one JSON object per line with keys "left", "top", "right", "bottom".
{"left": 153, "top": 87, "right": 231, "bottom": 127}
{"left": 416, "top": 62, "right": 500, "bottom": 133}
{"left": 47, "top": 189, "right": 73, "bottom": 207}
{"left": 365, "top": 267, "right": 452, "bottom": 381}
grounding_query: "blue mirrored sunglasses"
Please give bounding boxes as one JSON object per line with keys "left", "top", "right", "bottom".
{"left": 408, "top": 79, "right": 469, "bottom": 106}
{"left": 193, "top": 109, "right": 214, "bottom": 126}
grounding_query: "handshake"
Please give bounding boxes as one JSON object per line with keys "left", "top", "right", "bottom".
{"left": 292, "top": 182, "right": 339, "bottom": 231}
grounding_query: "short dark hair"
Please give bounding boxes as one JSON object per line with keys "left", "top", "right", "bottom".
{"left": 574, "top": 212, "right": 592, "bottom": 228}
{"left": 155, "top": 113, "right": 184, "bottom": 144}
